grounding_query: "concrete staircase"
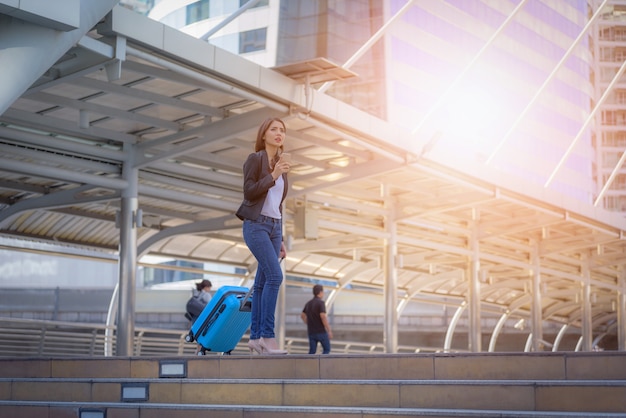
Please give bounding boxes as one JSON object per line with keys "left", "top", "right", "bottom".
{"left": 1, "top": 352, "right": 625, "bottom": 417}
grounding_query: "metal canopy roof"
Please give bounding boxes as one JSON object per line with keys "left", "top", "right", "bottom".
{"left": 1, "top": 6, "right": 625, "bottom": 351}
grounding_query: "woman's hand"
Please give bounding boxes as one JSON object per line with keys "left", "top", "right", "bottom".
{"left": 272, "top": 157, "right": 290, "bottom": 179}
{"left": 279, "top": 241, "right": 287, "bottom": 259}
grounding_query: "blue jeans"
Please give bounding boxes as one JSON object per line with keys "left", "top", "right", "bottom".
{"left": 243, "top": 216, "right": 283, "bottom": 340}
{"left": 308, "top": 332, "right": 331, "bottom": 354}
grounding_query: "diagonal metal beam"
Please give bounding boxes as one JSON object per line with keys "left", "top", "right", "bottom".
{"left": 72, "top": 77, "right": 225, "bottom": 118}
{"left": 134, "top": 107, "right": 281, "bottom": 167}
{"left": 307, "top": 116, "right": 410, "bottom": 163}
{"left": 0, "top": 184, "right": 120, "bottom": 227}
{"left": 25, "top": 55, "right": 118, "bottom": 95}
{"left": 126, "top": 46, "right": 290, "bottom": 113}
{"left": 288, "top": 129, "right": 372, "bottom": 161}
{"left": 28, "top": 91, "right": 181, "bottom": 132}
{"left": 139, "top": 185, "right": 238, "bottom": 212}
{"left": 411, "top": 0, "right": 529, "bottom": 136}
{"left": 485, "top": 0, "right": 609, "bottom": 165}
{"left": 0, "top": 108, "right": 137, "bottom": 145}
{"left": 138, "top": 214, "right": 238, "bottom": 257}
{"left": 545, "top": 58, "right": 626, "bottom": 189}
{"left": 0, "top": 119, "right": 128, "bottom": 160}
{"left": 318, "top": 0, "right": 416, "bottom": 94}
{"left": 0, "top": 158, "right": 127, "bottom": 190}
{"left": 594, "top": 149, "right": 626, "bottom": 207}
{"left": 0, "top": 0, "right": 118, "bottom": 114}
{"left": 200, "top": 0, "right": 261, "bottom": 41}
{"left": 290, "top": 159, "right": 400, "bottom": 199}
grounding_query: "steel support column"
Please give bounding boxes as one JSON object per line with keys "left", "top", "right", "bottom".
{"left": 580, "top": 254, "right": 593, "bottom": 352}
{"left": 116, "top": 145, "right": 139, "bottom": 356}
{"left": 277, "top": 254, "right": 286, "bottom": 350}
{"left": 468, "top": 222, "right": 481, "bottom": 352}
{"left": 531, "top": 242, "right": 544, "bottom": 351}
{"left": 383, "top": 184, "right": 398, "bottom": 353}
{"left": 444, "top": 301, "right": 466, "bottom": 352}
{"left": 618, "top": 267, "right": 626, "bottom": 351}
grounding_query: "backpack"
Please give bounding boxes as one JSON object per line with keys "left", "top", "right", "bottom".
{"left": 185, "top": 294, "right": 205, "bottom": 321}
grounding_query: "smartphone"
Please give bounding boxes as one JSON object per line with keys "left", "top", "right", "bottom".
{"left": 280, "top": 152, "right": 291, "bottom": 163}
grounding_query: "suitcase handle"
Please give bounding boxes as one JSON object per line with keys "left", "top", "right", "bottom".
{"left": 240, "top": 287, "right": 253, "bottom": 312}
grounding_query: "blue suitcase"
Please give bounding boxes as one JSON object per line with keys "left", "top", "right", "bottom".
{"left": 185, "top": 285, "right": 252, "bottom": 355}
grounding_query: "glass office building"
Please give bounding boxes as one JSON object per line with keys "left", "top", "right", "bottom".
{"left": 129, "top": 0, "right": 626, "bottom": 214}
{"left": 595, "top": 1, "right": 626, "bottom": 211}
{"left": 385, "top": 1, "right": 594, "bottom": 204}
{"left": 143, "top": 0, "right": 386, "bottom": 118}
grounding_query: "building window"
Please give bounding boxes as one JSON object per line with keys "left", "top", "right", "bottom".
{"left": 240, "top": 0, "right": 268, "bottom": 8}
{"left": 240, "top": 28, "right": 267, "bottom": 53}
{"left": 185, "top": 1, "right": 269, "bottom": 26}
{"left": 603, "top": 151, "right": 622, "bottom": 168}
{"left": 603, "top": 195, "right": 626, "bottom": 211}
{"left": 187, "top": 0, "right": 209, "bottom": 25}
{"left": 603, "top": 132, "right": 626, "bottom": 147}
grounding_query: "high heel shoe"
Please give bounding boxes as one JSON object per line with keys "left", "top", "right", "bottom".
{"left": 247, "top": 339, "right": 263, "bottom": 355}
{"left": 259, "top": 337, "right": 287, "bottom": 355}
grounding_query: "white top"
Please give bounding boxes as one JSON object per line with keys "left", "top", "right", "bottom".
{"left": 260, "top": 175, "right": 284, "bottom": 219}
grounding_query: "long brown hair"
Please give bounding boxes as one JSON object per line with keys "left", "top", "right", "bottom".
{"left": 254, "top": 117, "right": 286, "bottom": 152}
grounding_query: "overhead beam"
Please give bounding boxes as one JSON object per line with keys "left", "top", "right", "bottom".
{"left": 0, "top": 0, "right": 119, "bottom": 115}
{"left": 0, "top": 108, "right": 137, "bottom": 144}
{"left": 72, "top": 76, "right": 225, "bottom": 118}
{"left": 134, "top": 107, "right": 281, "bottom": 167}
{"left": 0, "top": 158, "right": 127, "bottom": 190}
{"left": 138, "top": 214, "right": 239, "bottom": 257}
{"left": 28, "top": 91, "right": 181, "bottom": 132}
{"left": 0, "top": 185, "right": 119, "bottom": 227}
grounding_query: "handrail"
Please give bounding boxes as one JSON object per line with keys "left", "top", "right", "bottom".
{"left": 0, "top": 317, "right": 436, "bottom": 357}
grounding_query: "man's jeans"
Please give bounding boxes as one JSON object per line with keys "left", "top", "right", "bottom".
{"left": 308, "top": 332, "right": 331, "bottom": 354}
{"left": 243, "top": 216, "right": 283, "bottom": 339}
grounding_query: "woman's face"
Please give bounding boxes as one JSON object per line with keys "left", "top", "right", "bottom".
{"left": 264, "top": 120, "right": 286, "bottom": 150}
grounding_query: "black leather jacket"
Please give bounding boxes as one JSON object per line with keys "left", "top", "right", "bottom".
{"left": 236, "top": 150, "right": 288, "bottom": 221}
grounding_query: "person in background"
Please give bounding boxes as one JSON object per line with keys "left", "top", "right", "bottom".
{"left": 185, "top": 279, "right": 213, "bottom": 323}
{"left": 193, "top": 279, "right": 212, "bottom": 305}
{"left": 236, "top": 117, "right": 291, "bottom": 355}
{"left": 301, "top": 284, "right": 333, "bottom": 354}
{"left": 190, "top": 279, "right": 212, "bottom": 354}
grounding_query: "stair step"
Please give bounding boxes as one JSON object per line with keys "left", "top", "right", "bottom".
{"left": 1, "top": 401, "right": 626, "bottom": 418}
{"left": 2, "top": 377, "right": 625, "bottom": 413}
{"left": 1, "top": 352, "right": 625, "bottom": 381}
{"left": 2, "top": 353, "right": 625, "bottom": 416}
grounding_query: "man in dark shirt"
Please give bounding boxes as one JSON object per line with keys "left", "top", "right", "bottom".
{"left": 301, "top": 284, "right": 333, "bottom": 354}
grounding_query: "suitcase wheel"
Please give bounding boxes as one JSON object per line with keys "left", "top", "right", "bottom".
{"left": 198, "top": 347, "right": 207, "bottom": 356}
{"left": 185, "top": 331, "right": 194, "bottom": 343}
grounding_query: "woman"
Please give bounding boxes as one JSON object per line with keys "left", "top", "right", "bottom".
{"left": 195, "top": 279, "right": 212, "bottom": 354}
{"left": 236, "top": 117, "right": 290, "bottom": 355}
{"left": 186, "top": 279, "right": 212, "bottom": 322}
{"left": 193, "top": 279, "right": 212, "bottom": 305}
